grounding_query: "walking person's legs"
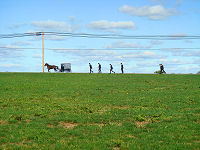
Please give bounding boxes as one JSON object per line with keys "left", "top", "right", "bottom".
{"left": 163, "top": 69, "right": 166, "bottom": 74}
{"left": 161, "top": 69, "right": 163, "bottom": 74}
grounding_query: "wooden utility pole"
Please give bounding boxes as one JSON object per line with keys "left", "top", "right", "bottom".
{"left": 42, "top": 30, "right": 44, "bottom": 72}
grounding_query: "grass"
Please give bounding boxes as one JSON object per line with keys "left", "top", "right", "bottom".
{"left": 0, "top": 73, "right": 199, "bottom": 149}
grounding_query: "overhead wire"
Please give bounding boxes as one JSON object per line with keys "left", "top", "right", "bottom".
{"left": 0, "top": 32, "right": 200, "bottom": 40}
{"left": 0, "top": 46, "right": 199, "bottom": 51}
{"left": 0, "top": 32, "right": 199, "bottom": 51}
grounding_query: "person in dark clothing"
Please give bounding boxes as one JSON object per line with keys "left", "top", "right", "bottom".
{"left": 61, "top": 64, "right": 64, "bottom": 72}
{"left": 98, "top": 63, "right": 101, "bottom": 73}
{"left": 121, "top": 63, "right": 124, "bottom": 74}
{"left": 159, "top": 64, "right": 166, "bottom": 74}
{"left": 89, "top": 63, "right": 93, "bottom": 73}
{"left": 110, "top": 64, "right": 115, "bottom": 74}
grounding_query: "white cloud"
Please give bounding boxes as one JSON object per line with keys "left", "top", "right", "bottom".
{"left": 119, "top": 5, "right": 177, "bottom": 20}
{"left": 104, "top": 41, "right": 151, "bottom": 49}
{"left": 177, "top": 65, "right": 200, "bottom": 73}
{"left": 1, "top": 64, "right": 21, "bottom": 67}
{"left": 150, "top": 0, "right": 183, "bottom": 6}
{"left": 8, "top": 23, "right": 25, "bottom": 29}
{"left": 159, "top": 59, "right": 168, "bottom": 62}
{"left": 0, "top": 44, "right": 25, "bottom": 60}
{"left": 150, "top": 0, "right": 169, "bottom": 5}
{"left": 182, "top": 50, "right": 200, "bottom": 57}
{"left": 151, "top": 40, "right": 163, "bottom": 45}
{"left": 31, "top": 20, "right": 80, "bottom": 32}
{"left": 184, "top": 40, "right": 193, "bottom": 43}
{"left": 171, "top": 33, "right": 186, "bottom": 37}
{"left": 192, "top": 58, "right": 200, "bottom": 65}
{"left": 87, "top": 20, "right": 135, "bottom": 32}
{"left": 141, "top": 51, "right": 155, "bottom": 56}
{"left": 52, "top": 49, "right": 118, "bottom": 57}
{"left": 164, "top": 47, "right": 200, "bottom": 57}
{"left": 171, "top": 58, "right": 183, "bottom": 64}
{"left": 119, "top": 51, "right": 166, "bottom": 60}
{"left": 52, "top": 49, "right": 123, "bottom": 62}
{"left": 33, "top": 54, "right": 42, "bottom": 58}
{"left": 11, "top": 41, "right": 31, "bottom": 46}
{"left": 168, "top": 33, "right": 186, "bottom": 40}
{"left": 175, "top": 0, "right": 183, "bottom": 6}
{"left": 158, "top": 58, "right": 196, "bottom": 66}
{"left": 136, "top": 61, "right": 157, "bottom": 67}
{"left": 2, "top": 45, "right": 21, "bottom": 49}
{"left": 45, "top": 35, "right": 67, "bottom": 41}
{"left": 50, "top": 46, "right": 167, "bottom": 62}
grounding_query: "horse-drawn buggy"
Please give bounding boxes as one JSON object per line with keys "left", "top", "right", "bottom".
{"left": 45, "top": 63, "right": 71, "bottom": 72}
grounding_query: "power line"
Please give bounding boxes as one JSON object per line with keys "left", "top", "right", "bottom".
{"left": 48, "top": 48, "right": 200, "bottom": 51}
{"left": 0, "top": 32, "right": 200, "bottom": 40}
{"left": 46, "top": 32, "right": 200, "bottom": 40}
{"left": 0, "top": 46, "right": 199, "bottom": 51}
{"left": 0, "top": 33, "right": 38, "bottom": 39}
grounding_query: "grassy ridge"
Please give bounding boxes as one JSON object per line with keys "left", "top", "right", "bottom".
{"left": 0, "top": 73, "right": 200, "bottom": 149}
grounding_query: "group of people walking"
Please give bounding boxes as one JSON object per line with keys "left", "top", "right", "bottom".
{"left": 89, "top": 63, "right": 124, "bottom": 74}
{"left": 89, "top": 63, "right": 165, "bottom": 74}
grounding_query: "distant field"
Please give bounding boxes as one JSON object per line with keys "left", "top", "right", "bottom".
{"left": 0, "top": 73, "right": 199, "bottom": 149}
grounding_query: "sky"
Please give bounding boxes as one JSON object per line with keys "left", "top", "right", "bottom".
{"left": 0, "top": 0, "right": 200, "bottom": 73}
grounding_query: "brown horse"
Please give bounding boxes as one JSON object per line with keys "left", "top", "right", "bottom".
{"left": 44, "top": 63, "right": 58, "bottom": 72}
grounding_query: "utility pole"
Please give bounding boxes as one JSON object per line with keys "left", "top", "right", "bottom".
{"left": 35, "top": 31, "right": 45, "bottom": 72}
{"left": 42, "top": 30, "right": 44, "bottom": 72}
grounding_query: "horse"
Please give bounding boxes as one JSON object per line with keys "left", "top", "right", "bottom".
{"left": 44, "top": 63, "right": 58, "bottom": 72}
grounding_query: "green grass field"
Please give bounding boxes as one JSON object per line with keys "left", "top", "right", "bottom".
{"left": 0, "top": 73, "right": 199, "bottom": 149}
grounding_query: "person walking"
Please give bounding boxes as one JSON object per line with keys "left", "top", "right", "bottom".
{"left": 89, "top": 63, "right": 93, "bottom": 73}
{"left": 98, "top": 63, "right": 101, "bottom": 73}
{"left": 121, "top": 63, "right": 124, "bottom": 74}
{"left": 159, "top": 64, "right": 166, "bottom": 74}
{"left": 110, "top": 64, "right": 115, "bottom": 74}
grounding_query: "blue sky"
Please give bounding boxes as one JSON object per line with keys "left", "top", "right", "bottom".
{"left": 0, "top": 0, "right": 200, "bottom": 73}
